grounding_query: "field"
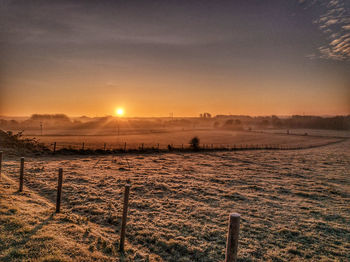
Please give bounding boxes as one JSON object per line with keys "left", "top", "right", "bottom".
{"left": 23, "top": 129, "right": 347, "bottom": 150}
{"left": 1, "top": 130, "right": 349, "bottom": 261}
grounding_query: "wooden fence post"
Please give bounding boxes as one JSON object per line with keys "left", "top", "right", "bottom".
{"left": 225, "top": 213, "right": 240, "bottom": 262}
{"left": 119, "top": 184, "right": 131, "bottom": 252}
{"left": 82, "top": 142, "right": 85, "bottom": 150}
{"left": 53, "top": 142, "right": 56, "bottom": 154}
{"left": 104, "top": 143, "right": 106, "bottom": 150}
{"left": 19, "top": 157, "right": 24, "bottom": 192}
{"left": 0, "top": 151, "right": 3, "bottom": 180}
{"left": 56, "top": 168, "right": 63, "bottom": 213}
{"left": 124, "top": 142, "right": 127, "bottom": 152}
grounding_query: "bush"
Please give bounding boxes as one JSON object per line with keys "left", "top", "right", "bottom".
{"left": 190, "top": 137, "right": 200, "bottom": 150}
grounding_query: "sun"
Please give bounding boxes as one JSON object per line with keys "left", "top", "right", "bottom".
{"left": 115, "top": 108, "right": 124, "bottom": 116}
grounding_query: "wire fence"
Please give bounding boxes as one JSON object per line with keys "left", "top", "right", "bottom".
{"left": 0, "top": 152, "right": 241, "bottom": 261}
{"left": 46, "top": 139, "right": 346, "bottom": 154}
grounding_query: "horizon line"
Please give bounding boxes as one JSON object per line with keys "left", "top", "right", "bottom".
{"left": 1, "top": 114, "right": 350, "bottom": 119}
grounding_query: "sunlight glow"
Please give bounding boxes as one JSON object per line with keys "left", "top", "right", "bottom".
{"left": 115, "top": 108, "right": 124, "bottom": 116}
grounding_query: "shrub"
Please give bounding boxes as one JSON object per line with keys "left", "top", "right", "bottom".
{"left": 190, "top": 137, "right": 200, "bottom": 150}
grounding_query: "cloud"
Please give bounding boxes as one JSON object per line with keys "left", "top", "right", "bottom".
{"left": 325, "top": 18, "right": 339, "bottom": 25}
{"left": 304, "top": 0, "right": 350, "bottom": 61}
{"left": 328, "top": 0, "right": 339, "bottom": 7}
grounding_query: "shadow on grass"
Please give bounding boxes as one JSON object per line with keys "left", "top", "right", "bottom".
{"left": 0, "top": 213, "right": 55, "bottom": 261}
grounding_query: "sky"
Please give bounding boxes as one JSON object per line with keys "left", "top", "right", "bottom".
{"left": 0, "top": 0, "right": 349, "bottom": 117}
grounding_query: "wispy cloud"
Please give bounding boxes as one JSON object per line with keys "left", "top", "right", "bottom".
{"left": 303, "top": 0, "right": 350, "bottom": 61}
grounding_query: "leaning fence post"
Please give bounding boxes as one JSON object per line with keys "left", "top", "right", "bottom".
{"left": 53, "top": 142, "right": 57, "bottom": 154}
{"left": 0, "top": 151, "right": 3, "bottom": 180}
{"left": 119, "top": 184, "right": 131, "bottom": 252}
{"left": 56, "top": 168, "right": 63, "bottom": 213}
{"left": 19, "top": 157, "right": 24, "bottom": 192}
{"left": 225, "top": 213, "right": 240, "bottom": 262}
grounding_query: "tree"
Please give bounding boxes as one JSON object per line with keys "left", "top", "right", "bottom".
{"left": 200, "top": 113, "right": 212, "bottom": 118}
{"left": 225, "top": 119, "right": 234, "bottom": 126}
{"left": 190, "top": 136, "right": 200, "bottom": 150}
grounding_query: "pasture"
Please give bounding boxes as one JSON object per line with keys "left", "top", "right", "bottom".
{"left": 1, "top": 132, "right": 349, "bottom": 261}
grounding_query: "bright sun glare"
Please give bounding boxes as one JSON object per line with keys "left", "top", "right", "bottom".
{"left": 115, "top": 108, "right": 124, "bottom": 116}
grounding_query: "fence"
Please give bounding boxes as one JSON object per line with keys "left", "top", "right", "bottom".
{"left": 0, "top": 153, "right": 241, "bottom": 261}
{"left": 46, "top": 140, "right": 343, "bottom": 155}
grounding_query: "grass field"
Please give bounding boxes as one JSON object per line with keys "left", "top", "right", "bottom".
{"left": 23, "top": 129, "right": 344, "bottom": 150}
{"left": 1, "top": 133, "right": 349, "bottom": 261}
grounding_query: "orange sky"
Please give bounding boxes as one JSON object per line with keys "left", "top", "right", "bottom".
{"left": 0, "top": 1, "right": 349, "bottom": 117}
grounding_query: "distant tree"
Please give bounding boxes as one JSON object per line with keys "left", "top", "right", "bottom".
{"left": 225, "top": 119, "right": 234, "bottom": 126}
{"left": 222, "top": 118, "right": 244, "bottom": 130}
{"left": 204, "top": 112, "right": 212, "bottom": 118}
{"left": 261, "top": 119, "right": 269, "bottom": 126}
{"left": 200, "top": 113, "right": 212, "bottom": 118}
{"left": 30, "top": 114, "right": 71, "bottom": 122}
{"left": 190, "top": 136, "right": 200, "bottom": 150}
{"left": 271, "top": 115, "right": 283, "bottom": 127}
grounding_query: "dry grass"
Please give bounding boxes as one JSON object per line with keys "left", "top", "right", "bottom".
{"left": 0, "top": 176, "right": 138, "bottom": 261}
{"left": 1, "top": 135, "right": 349, "bottom": 261}
{"left": 24, "top": 129, "right": 342, "bottom": 150}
